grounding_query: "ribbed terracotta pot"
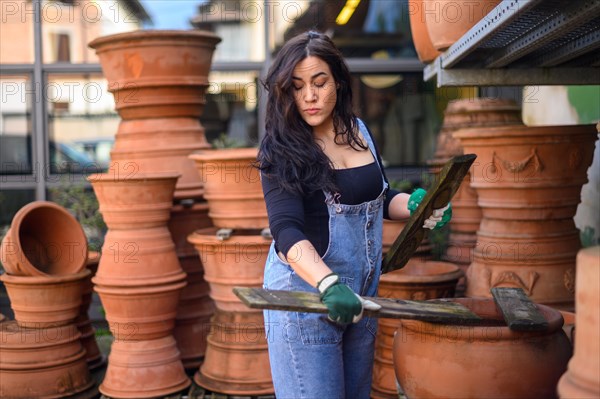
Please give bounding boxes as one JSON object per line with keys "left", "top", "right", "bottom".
{"left": 88, "top": 30, "right": 221, "bottom": 120}
{"left": 394, "top": 297, "right": 572, "bottom": 399}
{"left": 187, "top": 228, "right": 271, "bottom": 312}
{"left": 100, "top": 336, "right": 190, "bottom": 398}
{"left": 408, "top": 0, "right": 441, "bottom": 62}
{"left": 195, "top": 309, "right": 273, "bottom": 396}
{"left": 372, "top": 259, "right": 462, "bottom": 399}
{"left": 89, "top": 30, "right": 220, "bottom": 200}
{"left": 455, "top": 124, "right": 598, "bottom": 308}
{"left": 189, "top": 148, "right": 268, "bottom": 229}
{"left": 0, "top": 201, "right": 88, "bottom": 276}
{"left": 425, "top": 0, "right": 501, "bottom": 50}
{"left": 558, "top": 246, "right": 600, "bottom": 399}
{"left": 0, "top": 269, "right": 90, "bottom": 328}
{"left": 0, "top": 321, "right": 94, "bottom": 398}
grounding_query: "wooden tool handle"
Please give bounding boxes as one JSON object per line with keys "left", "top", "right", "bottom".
{"left": 382, "top": 154, "right": 477, "bottom": 274}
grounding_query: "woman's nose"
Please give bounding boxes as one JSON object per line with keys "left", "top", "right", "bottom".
{"left": 304, "top": 86, "right": 317, "bottom": 102}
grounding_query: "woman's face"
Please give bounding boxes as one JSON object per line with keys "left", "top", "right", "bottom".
{"left": 292, "top": 56, "right": 338, "bottom": 133}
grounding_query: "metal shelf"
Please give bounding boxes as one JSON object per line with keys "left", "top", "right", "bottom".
{"left": 424, "top": 0, "right": 600, "bottom": 86}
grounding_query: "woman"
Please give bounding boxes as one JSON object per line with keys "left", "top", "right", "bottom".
{"left": 258, "top": 31, "right": 450, "bottom": 398}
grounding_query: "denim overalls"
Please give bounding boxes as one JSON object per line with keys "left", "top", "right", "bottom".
{"left": 263, "top": 119, "right": 387, "bottom": 399}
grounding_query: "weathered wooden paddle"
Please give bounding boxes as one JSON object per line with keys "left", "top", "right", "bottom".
{"left": 382, "top": 153, "right": 477, "bottom": 274}
{"left": 491, "top": 287, "right": 549, "bottom": 331}
{"left": 233, "top": 287, "right": 482, "bottom": 324}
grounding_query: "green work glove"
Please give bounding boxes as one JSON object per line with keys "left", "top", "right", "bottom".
{"left": 407, "top": 188, "right": 452, "bottom": 230}
{"left": 317, "top": 273, "right": 381, "bottom": 324}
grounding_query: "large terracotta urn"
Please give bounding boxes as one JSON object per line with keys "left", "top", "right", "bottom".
{"left": 0, "top": 321, "right": 94, "bottom": 398}
{"left": 394, "top": 297, "right": 572, "bottom": 399}
{"left": 371, "top": 259, "right": 462, "bottom": 399}
{"left": 0, "top": 201, "right": 88, "bottom": 276}
{"left": 88, "top": 171, "right": 189, "bottom": 397}
{"left": 558, "top": 246, "right": 600, "bottom": 398}
{"left": 189, "top": 148, "right": 268, "bottom": 229}
{"left": 89, "top": 30, "right": 221, "bottom": 201}
{"left": 454, "top": 124, "right": 597, "bottom": 309}
{"left": 424, "top": 0, "right": 501, "bottom": 51}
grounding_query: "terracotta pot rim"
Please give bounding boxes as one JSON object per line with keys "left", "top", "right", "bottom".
{"left": 108, "top": 77, "right": 210, "bottom": 88}
{"left": 454, "top": 123, "right": 597, "bottom": 139}
{"left": 0, "top": 268, "right": 90, "bottom": 284}
{"left": 112, "top": 144, "right": 210, "bottom": 157}
{"left": 380, "top": 261, "right": 463, "bottom": 283}
{"left": 93, "top": 275, "right": 187, "bottom": 291}
{"left": 188, "top": 228, "right": 272, "bottom": 245}
{"left": 87, "top": 171, "right": 181, "bottom": 182}
{"left": 89, "top": 29, "right": 222, "bottom": 49}
{"left": 189, "top": 147, "right": 258, "bottom": 162}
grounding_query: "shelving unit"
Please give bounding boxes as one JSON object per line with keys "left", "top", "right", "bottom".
{"left": 424, "top": 0, "right": 600, "bottom": 86}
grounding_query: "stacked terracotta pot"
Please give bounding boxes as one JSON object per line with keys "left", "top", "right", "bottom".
{"left": 89, "top": 30, "right": 221, "bottom": 374}
{"left": 187, "top": 148, "right": 274, "bottom": 396}
{"left": 427, "top": 98, "right": 524, "bottom": 291}
{"left": 0, "top": 201, "right": 95, "bottom": 398}
{"left": 455, "top": 124, "right": 598, "bottom": 309}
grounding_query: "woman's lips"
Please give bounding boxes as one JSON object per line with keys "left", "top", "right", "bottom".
{"left": 304, "top": 108, "right": 320, "bottom": 115}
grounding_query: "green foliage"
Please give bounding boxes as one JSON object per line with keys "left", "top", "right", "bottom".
{"left": 580, "top": 226, "right": 599, "bottom": 248}
{"left": 211, "top": 133, "right": 247, "bottom": 149}
{"left": 48, "top": 179, "right": 106, "bottom": 252}
{"left": 388, "top": 179, "right": 413, "bottom": 193}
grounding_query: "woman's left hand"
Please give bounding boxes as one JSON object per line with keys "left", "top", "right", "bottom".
{"left": 407, "top": 188, "right": 452, "bottom": 230}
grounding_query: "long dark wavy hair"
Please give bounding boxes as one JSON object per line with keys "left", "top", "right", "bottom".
{"left": 258, "top": 31, "right": 366, "bottom": 195}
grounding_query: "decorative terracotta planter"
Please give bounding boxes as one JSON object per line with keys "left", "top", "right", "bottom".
{"left": 187, "top": 228, "right": 271, "bottom": 312}
{"left": 372, "top": 259, "right": 462, "bottom": 398}
{"left": 189, "top": 148, "right": 268, "bottom": 229}
{"left": 195, "top": 309, "right": 273, "bottom": 396}
{"left": 101, "top": 336, "right": 190, "bottom": 399}
{"left": 408, "top": 0, "right": 442, "bottom": 62}
{"left": 558, "top": 246, "right": 600, "bottom": 399}
{"left": 425, "top": 0, "right": 501, "bottom": 51}
{"left": 0, "top": 201, "right": 88, "bottom": 276}
{"left": 0, "top": 321, "right": 93, "bottom": 398}
{"left": 394, "top": 297, "right": 572, "bottom": 399}
{"left": 89, "top": 30, "right": 221, "bottom": 201}
{"left": 428, "top": 99, "right": 523, "bottom": 276}
{"left": 455, "top": 124, "right": 597, "bottom": 308}
{"left": 0, "top": 270, "right": 90, "bottom": 328}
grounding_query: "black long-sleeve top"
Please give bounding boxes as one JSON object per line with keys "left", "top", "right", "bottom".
{"left": 261, "top": 133, "right": 400, "bottom": 257}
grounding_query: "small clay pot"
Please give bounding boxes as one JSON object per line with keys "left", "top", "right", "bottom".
{"left": 1, "top": 269, "right": 90, "bottom": 328}
{"left": 0, "top": 201, "right": 88, "bottom": 276}
{"left": 408, "top": 0, "right": 442, "bottom": 62}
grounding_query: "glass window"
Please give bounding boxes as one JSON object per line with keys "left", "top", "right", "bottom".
{"left": 0, "top": 0, "right": 35, "bottom": 63}
{"left": 205, "top": 70, "right": 260, "bottom": 146}
{"left": 46, "top": 73, "right": 118, "bottom": 174}
{"left": 1, "top": 75, "right": 33, "bottom": 175}
{"left": 351, "top": 72, "right": 440, "bottom": 166}
{"left": 0, "top": 189, "right": 36, "bottom": 234}
{"left": 42, "top": 0, "right": 146, "bottom": 64}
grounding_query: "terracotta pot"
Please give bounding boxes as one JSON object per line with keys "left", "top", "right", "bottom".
{"left": 173, "top": 254, "right": 215, "bottom": 369}
{"left": 0, "top": 201, "right": 88, "bottom": 276}
{"left": 408, "top": 0, "right": 441, "bottom": 62}
{"left": 559, "top": 310, "right": 575, "bottom": 346}
{"left": 87, "top": 171, "right": 180, "bottom": 229}
{"left": 455, "top": 124, "right": 598, "bottom": 308}
{"left": 189, "top": 148, "right": 268, "bottom": 229}
{"left": 0, "top": 313, "right": 5, "bottom": 323}
{"left": 0, "top": 321, "right": 93, "bottom": 398}
{"left": 100, "top": 336, "right": 190, "bottom": 398}
{"left": 195, "top": 309, "right": 273, "bottom": 396}
{"left": 187, "top": 228, "right": 270, "bottom": 312}
{"left": 0, "top": 269, "right": 90, "bottom": 328}
{"left": 394, "top": 297, "right": 572, "bottom": 399}
{"left": 372, "top": 259, "right": 461, "bottom": 398}
{"left": 88, "top": 30, "right": 221, "bottom": 120}
{"left": 76, "top": 251, "right": 104, "bottom": 370}
{"left": 169, "top": 202, "right": 212, "bottom": 257}
{"left": 424, "top": 0, "right": 501, "bottom": 51}
{"left": 558, "top": 246, "right": 600, "bottom": 399}
{"left": 94, "top": 279, "right": 187, "bottom": 341}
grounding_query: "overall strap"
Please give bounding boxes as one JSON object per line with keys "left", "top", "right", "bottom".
{"left": 356, "top": 118, "right": 388, "bottom": 191}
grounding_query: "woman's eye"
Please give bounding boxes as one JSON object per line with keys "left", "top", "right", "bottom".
{"left": 293, "top": 85, "right": 303, "bottom": 91}
{"left": 314, "top": 82, "right": 325, "bottom": 88}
